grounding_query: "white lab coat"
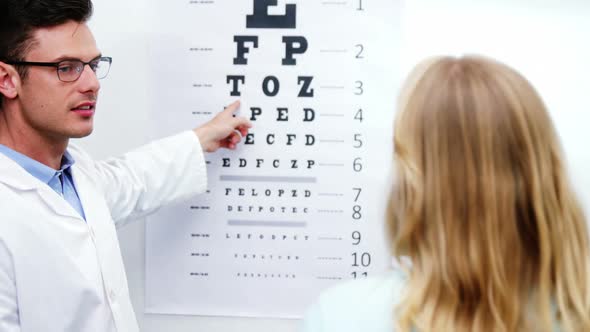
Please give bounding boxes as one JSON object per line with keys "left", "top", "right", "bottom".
{"left": 0, "top": 131, "right": 207, "bottom": 332}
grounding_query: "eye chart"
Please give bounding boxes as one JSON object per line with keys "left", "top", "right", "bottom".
{"left": 145, "top": 0, "right": 402, "bottom": 318}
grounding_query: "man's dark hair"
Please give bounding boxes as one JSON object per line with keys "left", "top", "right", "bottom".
{"left": 0, "top": 0, "right": 93, "bottom": 108}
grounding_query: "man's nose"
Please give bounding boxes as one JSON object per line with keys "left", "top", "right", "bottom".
{"left": 78, "top": 64, "right": 101, "bottom": 92}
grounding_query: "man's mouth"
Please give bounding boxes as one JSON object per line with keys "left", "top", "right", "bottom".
{"left": 71, "top": 102, "right": 96, "bottom": 116}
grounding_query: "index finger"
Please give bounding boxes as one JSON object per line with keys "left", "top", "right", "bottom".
{"left": 223, "top": 100, "right": 241, "bottom": 114}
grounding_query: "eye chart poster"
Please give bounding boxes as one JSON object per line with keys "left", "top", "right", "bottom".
{"left": 145, "top": 0, "right": 403, "bottom": 318}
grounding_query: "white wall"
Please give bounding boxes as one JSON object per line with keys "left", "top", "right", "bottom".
{"left": 400, "top": 0, "right": 590, "bottom": 207}
{"left": 80, "top": 0, "right": 590, "bottom": 331}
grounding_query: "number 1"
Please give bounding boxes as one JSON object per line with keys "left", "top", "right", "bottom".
{"left": 357, "top": 0, "right": 364, "bottom": 11}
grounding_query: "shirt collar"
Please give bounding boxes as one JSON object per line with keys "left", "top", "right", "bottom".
{"left": 0, "top": 144, "right": 75, "bottom": 185}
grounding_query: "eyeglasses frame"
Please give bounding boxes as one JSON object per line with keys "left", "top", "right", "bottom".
{"left": 4, "top": 56, "right": 112, "bottom": 82}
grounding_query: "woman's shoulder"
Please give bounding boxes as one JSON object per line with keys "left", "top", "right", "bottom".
{"left": 301, "top": 269, "right": 407, "bottom": 332}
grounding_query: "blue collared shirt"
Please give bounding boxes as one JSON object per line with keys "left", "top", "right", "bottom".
{"left": 0, "top": 144, "right": 86, "bottom": 220}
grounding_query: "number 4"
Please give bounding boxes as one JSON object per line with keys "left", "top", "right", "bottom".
{"left": 354, "top": 109, "right": 363, "bottom": 122}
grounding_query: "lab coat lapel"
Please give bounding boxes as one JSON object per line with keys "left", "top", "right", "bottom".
{"left": 0, "top": 153, "right": 81, "bottom": 220}
{"left": 70, "top": 165, "right": 105, "bottom": 224}
{"left": 34, "top": 185, "right": 82, "bottom": 220}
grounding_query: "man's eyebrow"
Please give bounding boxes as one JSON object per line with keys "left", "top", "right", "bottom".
{"left": 51, "top": 54, "right": 103, "bottom": 62}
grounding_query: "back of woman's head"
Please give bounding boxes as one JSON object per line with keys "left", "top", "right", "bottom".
{"left": 388, "top": 55, "right": 590, "bottom": 331}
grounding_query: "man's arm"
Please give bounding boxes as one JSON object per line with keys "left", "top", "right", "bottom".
{"left": 87, "top": 101, "right": 251, "bottom": 225}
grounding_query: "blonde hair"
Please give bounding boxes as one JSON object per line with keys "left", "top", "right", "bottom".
{"left": 388, "top": 55, "right": 590, "bottom": 331}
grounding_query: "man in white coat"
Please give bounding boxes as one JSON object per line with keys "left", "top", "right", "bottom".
{"left": 0, "top": 0, "right": 251, "bottom": 331}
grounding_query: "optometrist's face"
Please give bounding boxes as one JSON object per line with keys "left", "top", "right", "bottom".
{"left": 17, "top": 20, "right": 101, "bottom": 141}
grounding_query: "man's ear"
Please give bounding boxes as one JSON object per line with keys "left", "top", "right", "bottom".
{"left": 0, "top": 62, "right": 19, "bottom": 100}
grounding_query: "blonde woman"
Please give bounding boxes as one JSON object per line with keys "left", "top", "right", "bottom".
{"left": 301, "top": 55, "right": 590, "bottom": 332}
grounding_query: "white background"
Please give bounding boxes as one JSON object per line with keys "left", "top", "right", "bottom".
{"left": 81, "top": 0, "right": 590, "bottom": 331}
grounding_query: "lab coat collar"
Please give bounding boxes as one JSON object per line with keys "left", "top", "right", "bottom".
{"left": 0, "top": 152, "right": 81, "bottom": 220}
{"left": 0, "top": 151, "right": 45, "bottom": 191}
{"left": 0, "top": 144, "right": 76, "bottom": 185}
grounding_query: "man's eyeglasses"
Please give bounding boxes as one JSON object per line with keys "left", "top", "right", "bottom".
{"left": 5, "top": 56, "right": 112, "bottom": 82}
